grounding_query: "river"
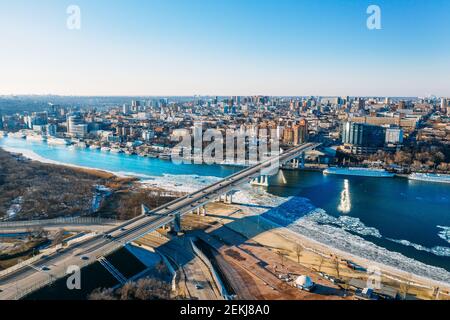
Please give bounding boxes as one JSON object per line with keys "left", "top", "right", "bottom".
{"left": 1, "top": 137, "right": 449, "bottom": 283}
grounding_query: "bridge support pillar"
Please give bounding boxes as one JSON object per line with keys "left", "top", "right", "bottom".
{"left": 200, "top": 206, "right": 207, "bottom": 216}
{"left": 301, "top": 152, "right": 306, "bottom": 168}
{"left": 224, "top": 193, "right": 233, "bottom": 204}
{"left": 171, "top": 213, "right": 181, "bottom": 233}
{"left": 250, "top": 175, "right": 269, "bottom": 187}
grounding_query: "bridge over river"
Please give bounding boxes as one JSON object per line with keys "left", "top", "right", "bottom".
{"left": 0, "top": 143, "right": 320, "bottom": 300}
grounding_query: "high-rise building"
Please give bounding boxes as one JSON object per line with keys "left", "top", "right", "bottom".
{"left": 358, "top": 98, "right": 365, "bottom": 110}
{"left": 385, "top": 127, "right": 404, "bottom": 145}
{"left": 131, "top": 100, "right": 141, "bottom": 112}
{"left": 441, "top": 98, "right": 447, "bottom": 112}
{"left": 341, "top": 122, "right": 385, "bottom": 154}
{"left": 142, "top": 130, "right": 154, "bottom": 141}
{"left": 25, "top": 112, "right": 48, "bottom": 129}
{"left": 122, "top": 104, "right": 130, "bottom": 115}
{"left": 293, "top": 119, "right": 309, "bottom": 145}
{"left": 282, "top": 127, "right": 294, "bottom": 145}
{"left": 46, "top": 124, "right": 57, "bottom": 137}
{"left": 67, "top": 113, "right": 88, "bottom": 138}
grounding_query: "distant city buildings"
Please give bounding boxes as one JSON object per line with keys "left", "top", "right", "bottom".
{"left": 67, "top": 112, "right": 88, "bottom": 138}
{"left": 25, "top": 112, "right": 48, "bottom": 130}
{"left": 341, "top": 122, "right": 386, "bottom": 155}
{"left": 1, "top": 95, "right": 448, "bottom": 169}
{"left": 349, "top": 116, "right": 418, "bottom": 133}
{"left": 441, "top": 98, "right": 447, "bottom": 112}
{"left": 385, "top": 127, "right": 404, "bottom": 146}
{"left": 282, "top": 119, "right": 309, "bottom": 146}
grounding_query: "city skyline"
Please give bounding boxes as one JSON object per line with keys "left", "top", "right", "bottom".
{"left": 1, "top": 0, "right": 449, "bottom": 97}
{"left": 1, "top": 0, "right": 450, "bottom": 306}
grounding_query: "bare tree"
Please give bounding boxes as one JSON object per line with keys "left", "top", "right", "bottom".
{"left": 88, "top": 288, "right": 117, "bottom": 300}
{"left": 134, "top": 278, "right": 171, "bottom": 300}
{"left": 318, "top": 255, "right": 325, "bottom": 273}
{"left": 89, "top": 277, "right": 172, "bottom": 301}
{"left": 294, "top": 243, "right": 304, "bottom": 265}
{"left": 52, "top": 229, "right": 65, "bottom": 246}
{"left": 277, "top": 250, "right": 286, "bottom": 267}
{"left": 119, "top": 282, "right": 136, "bottom": 300}
{"left": 28, "top": 226, "right": 48, "bottom": 240}
{"left": 333, "top": 257, "right": 341, "bottom": 279}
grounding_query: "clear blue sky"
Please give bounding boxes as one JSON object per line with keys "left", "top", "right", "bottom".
{"left": 0, "top": 0, "right": 449, "bottom": 97}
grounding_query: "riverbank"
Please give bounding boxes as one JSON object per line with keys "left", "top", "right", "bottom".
{"left": 0, "top": 146, "right": 136, "bottom": 222}
{"left": 1, "top": 142, "right": 449, "bottom": 296}
{"left": 1, "top": 146, "right": 131, "bottom": 179}
{"left": 189, "top": 202, "right": 450, "bottom": 299}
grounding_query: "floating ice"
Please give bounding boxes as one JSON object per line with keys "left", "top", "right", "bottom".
{"left": 437, "top": 226, "right": 450, "bottom": 245}
{"left": 387, "top": 238, "right": 450, "bottom": 257}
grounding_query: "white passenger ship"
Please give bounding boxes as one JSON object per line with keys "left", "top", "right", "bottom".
{"left": 324, "top": 167, "right": 395, "bottom": 178}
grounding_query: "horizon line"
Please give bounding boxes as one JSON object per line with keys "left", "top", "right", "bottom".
{"left": 0, "top": 93, "right": 445, "bottom": 99}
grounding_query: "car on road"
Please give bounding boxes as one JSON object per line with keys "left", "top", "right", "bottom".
{"left": 40, "top": 266, "right": 50, "bottom": 272}
{"left": 80, "top": 256, "right": 89, "bottom": 261}
{"left": 195, "top": 284, "right": 204, "bottom": 290}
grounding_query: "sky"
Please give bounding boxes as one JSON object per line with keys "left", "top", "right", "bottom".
{"left": 0, "top": 0, "right": 449, "bottom": 97}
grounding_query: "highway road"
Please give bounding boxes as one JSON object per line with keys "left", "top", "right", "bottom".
{"left": 137, "top": 234, "right": 221, "bottom": 300}
{"left": 0, "top": 143, "right": 319, "bottom": 300}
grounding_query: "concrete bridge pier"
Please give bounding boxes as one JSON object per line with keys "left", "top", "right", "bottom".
{"left": 195, "top": 206, "right": 207, "bottom": 216}
{"left": 251, "top": 175, "right": 269, "bottom": 187}
{"left": 171, "top": 212, "right": 181, "bottom": 233}
{"left": 224, "top": 192, "right": 233, "bottom": 204}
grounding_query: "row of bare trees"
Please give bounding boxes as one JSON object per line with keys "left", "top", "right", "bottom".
{"left": 88, "top": 277, "right": 171, "bottom": 300}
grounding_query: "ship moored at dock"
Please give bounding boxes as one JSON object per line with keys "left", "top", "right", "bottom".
{"left": 408, "top": 173, "right": 450, "bottom": 184}
{"left": 324, "top": 167, "right": 395, "bottom": 178}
